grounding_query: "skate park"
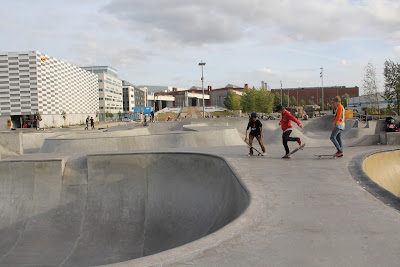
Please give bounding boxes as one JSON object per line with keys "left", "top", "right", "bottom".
{"left": 0, "top": 114, "right": 399, "bottom": 266}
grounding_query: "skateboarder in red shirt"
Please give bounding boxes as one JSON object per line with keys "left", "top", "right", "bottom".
{"left": 245, "top": 112, "right": 267, "bottom": 156}
{"left": 276, "top": 105, "right": 303, "bottom": 158}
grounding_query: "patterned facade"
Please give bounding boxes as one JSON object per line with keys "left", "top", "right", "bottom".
{"left": 0, "top": 51, "right": 98, "bottom": 116}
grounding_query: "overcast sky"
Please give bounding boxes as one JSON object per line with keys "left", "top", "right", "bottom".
{"left": 1, "top": 0, "right": 399, "bottom": 92}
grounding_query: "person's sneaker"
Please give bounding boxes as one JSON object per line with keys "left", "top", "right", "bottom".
{"left": 282, "top": 154, "right": 291, "bottom": 158}
{"left": 334, "top": 151, "right": 343, "bottom": 157}
{"left": 262, "top": 152, "right": 267, "bottom": 156}
{"left": 297, "top": 138, "right": 301, "bottom": 146}
{"left": 248, "top": 153, "right": 253, "bottom": 156}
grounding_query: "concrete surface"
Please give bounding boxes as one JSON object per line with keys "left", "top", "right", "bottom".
{"left": 39, "top": 128, "right": 244, "bottom": 153}
{"left": 0, "top": 131, "right": 23, "bottom": 158}
{"left": 363, "top": 150, "right": 400, "bottom": 196}
{"left": 1, "top": 116, "right": 400, "bottom": 266}
{"left": 0, "top": 153, "right": 248, "bottom": 266}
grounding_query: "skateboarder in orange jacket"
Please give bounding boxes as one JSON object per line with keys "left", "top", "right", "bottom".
{"left": 276, "top": 105, "right": 303, "bottom": 158}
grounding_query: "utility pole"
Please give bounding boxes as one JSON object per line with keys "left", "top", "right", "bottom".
{"left": 320, "top": 67, "right": 324, "bottom": 111}
{"left": 280, "top": 80, "right": 282, "bottom": 105}
{"left": 198, "top": 61, "right": 206, "bottom": 118}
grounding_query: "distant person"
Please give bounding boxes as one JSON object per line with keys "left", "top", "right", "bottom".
{"left": 331, "top": 96, "right": 345, "bottom": 157}
{"left": 150, "top": 110, "right": 154, "bottom": 122}
{"left": 35, "top": 114, "right": 39, "bottom": 130}
{"left": 90, "top": 117, "right": 95, "bottom": 129}
{"left": 276, "top": 105, "right": 303, "bottom": 158}
{"left": 85, "top": 116, "right": 89, "bottom": 130}
{"left": 244, "top": 112, "right": 267, "bottom": 156}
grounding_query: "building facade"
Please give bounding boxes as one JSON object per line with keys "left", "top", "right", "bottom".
{"left": 134, "top": 87, "right": 146, "bottom": 107}
{"left": 347, "top": 94, "right": 388, "bottom": 113}
{"left": 0, "top": 51, "right": 98, "bottom": 128}
{"left": 81, "top": 66, "right": 123, "bottom": 116}
{"left": 122, "top": 80, "right": 135, "bottom": 112}
{"left": 271, "top": 86, "right": 359, "bottom": 107}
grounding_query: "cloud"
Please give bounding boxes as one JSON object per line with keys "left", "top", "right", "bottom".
{"left": 394, "top": 46, "right": 400, "bottom": 57}
{"left": 102, "top": 0, "right": 400, "bottom": 46}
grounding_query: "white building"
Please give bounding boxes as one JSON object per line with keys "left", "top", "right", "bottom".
{"left": 0, "top": 51, "right": 98, "bottom": 128}
{"left": 347, "top": 94, "right": 389, "bottom": 113}
{"left": 81, "top": 66, "right": 123, "bottom": 119}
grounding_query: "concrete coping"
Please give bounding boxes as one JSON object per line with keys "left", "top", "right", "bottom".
{"left": 348, "top": 148, "right": 400, "bottom": 212}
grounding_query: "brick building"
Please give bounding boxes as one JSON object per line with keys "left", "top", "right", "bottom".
{"left": 271, "top": 86, "right": 359, "bottom": 106}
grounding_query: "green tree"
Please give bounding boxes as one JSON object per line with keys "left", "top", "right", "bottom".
{"left": 342, "top": 93, "right": 350, "bottom": 108}
{"left": 309, "top": 100, "right": 315, "bottom": 105}
{"left": 241, "top": 87, "right": 257, "bottom": 113}
{"left": 231, "top": 94, "right": 242, "bottom": 110}
{"left": 224, "top": 90, "right": 235, "bottom": 110}
{"left": 282, "top": 94, "right": 289, "bottom": 107}
{"left": 255, "top": 89, "right": 274, "bottom": 113}
{"left": 383, "top": 59, "right": 400, "bottom": 115}
{"left": 273, "top": 92, "right": 282, "bottom": 108}
{"left": 300, "top": 99, "right": 306, "bottom": 106}
{"left": 290, "top": 96, "right": 298, "bottom": 106}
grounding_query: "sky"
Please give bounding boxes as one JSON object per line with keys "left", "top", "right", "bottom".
{"left": 1, "top": 0, "right": 399, "bottom": 92}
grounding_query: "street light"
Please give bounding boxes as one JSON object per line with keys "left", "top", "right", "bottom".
{"left": 198, "top": 61, "right": 206, "bottom": 118}
{"left": 320, "top": 67, "right": 324, "bottom": 111}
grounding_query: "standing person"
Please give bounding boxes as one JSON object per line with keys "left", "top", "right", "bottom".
{"left": 331, "top": 96, "right": 345, "bottom": 157}
{"left": 150, "top": 110, "right": 154, "bottom": 122}
{"left": 244, "top": 112, "right": 267, "bottom": 156}
{"left": 276, "top": 105, "right": 303, "bottom": 158}
{"left": 85, "top": 116, "right": 89, "bottom": 130}
{"left": 90, "top": 117, "right": 95, "bottom": 129}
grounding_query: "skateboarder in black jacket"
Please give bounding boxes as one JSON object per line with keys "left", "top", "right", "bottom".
{"left": 245, "top": 112, "right": 267, "bottom": 156}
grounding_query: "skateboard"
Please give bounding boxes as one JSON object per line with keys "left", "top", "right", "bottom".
{"left": 286, "top": 143, "right": 306, "bottom": 157}
{"left": 314, "top": 154, "right": 341, "bottom": 159}
{"left": 246, "top": 142, "right": 264, "bottom": 156}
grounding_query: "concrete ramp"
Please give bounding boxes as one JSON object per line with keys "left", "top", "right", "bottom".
{"left": 40, "top": 129, "right": 245, "bottom": 153}
{"left": 0, "top": 153, "right": 249, "bottom": 266}
{"left": 362, "top": 150, "right": 400, "bottom": 197}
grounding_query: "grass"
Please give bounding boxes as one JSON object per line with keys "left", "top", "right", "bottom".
{"left": 156, "top": 112, "right": 177, "bottom": 121}
{"left": 210, "top": 110, "right": 236, "bottom": 117}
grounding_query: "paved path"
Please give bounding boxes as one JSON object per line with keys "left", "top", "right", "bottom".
{"left": 163, "top": 145, "right": 400, "bottom": 266}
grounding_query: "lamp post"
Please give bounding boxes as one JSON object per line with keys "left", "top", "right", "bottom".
{"left": 320, "top": 67, "right": 324, "bottom": 111}
{"left": 280, "top": 80, "right": 283, "bottom": 105}
{"left": 198, "top": 61, "right": 206, "bottom": 118}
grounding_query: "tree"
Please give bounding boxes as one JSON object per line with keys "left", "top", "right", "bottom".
{"left": 383, "top": 59, "right": 400, "bottom": 115}
{"left": 342, "top": 93, "right": 350, "bottom": 108}
{"left": 362, "top": 60, "right": 379, "bottom": 111}
{"left": 224, "top": 90, "right": 242, "bottom": 110}
{"left": 241, "top": 87, "right": 257, "bottom": 113}
{"left": 290, "top": 96, "right": 297, "bottom": 106}
{"left": 255, "top": 89, "right": 274, "bottom": 113}
{"left": 273, "top": 92, "right": 282, "bottom": 108}
{"left": 309, "top": 100, "right": 315, "bottom": 105}
{"left": 282, "top": 94, "right": 289, "bottom": 107}
{"left": 300, "top": 99, "right": 306, "bottom": 106}
{"left": 231, "top": 93, "right": 242, "bottom": 110}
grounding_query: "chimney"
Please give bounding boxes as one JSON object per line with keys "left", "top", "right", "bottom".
{"left": 173, "top": 87, "right": 177, "bottom": 92}
{"left": 244, "top": 84, "right": 249, "bottom": 89}
{"left": 208, "top": 86, "right": 212, "bottom": 91}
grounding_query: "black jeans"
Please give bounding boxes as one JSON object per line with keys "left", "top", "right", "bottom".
{"left": 282, "top": 130, "right": 299, "bottom": 155}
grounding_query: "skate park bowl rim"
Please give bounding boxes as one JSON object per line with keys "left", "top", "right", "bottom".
{"left": 349, "top": 149, "right": 400, "bottom": 212}
{"left": 0, "top": 152, "right": 258, "bottom": 267}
